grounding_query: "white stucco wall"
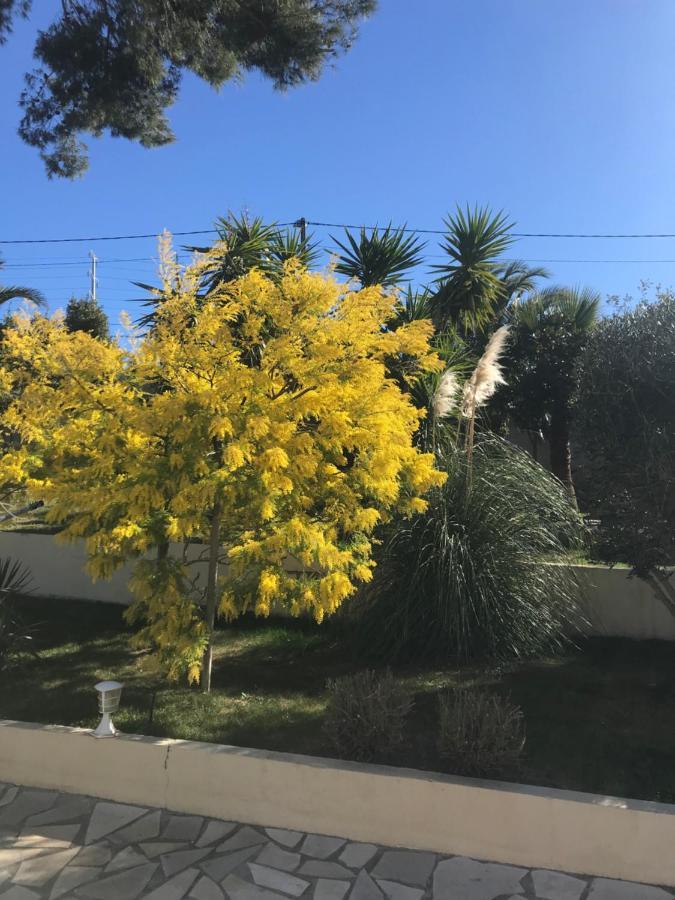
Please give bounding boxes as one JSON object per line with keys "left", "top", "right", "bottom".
{"left": 574, "top": 564, "right": 675, "bottom": 641}
{"left": 2, "top": 532, "right": 674, "bottom": 641}
{"left": 1, "top": 721, "right": 675, "bottom": 887}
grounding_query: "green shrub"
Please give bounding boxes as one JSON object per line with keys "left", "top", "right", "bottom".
{"left": 574, "top": 292, "right": 675, "bottom": 576}
{"left": 352, "top": 436, "right": 585, "bottom": 662}
{"left": 324, "top": 669, "right": 412, "bottom": 763}
{"left": 0, "top": 557, "right": 34, "bottom": 670}
{"left": 438, "top": 686, "right": 525, "bottom": 778}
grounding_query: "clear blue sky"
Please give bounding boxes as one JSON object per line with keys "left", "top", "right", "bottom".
{"left": 2, "top": 0, "right": 675, "bottom": 328}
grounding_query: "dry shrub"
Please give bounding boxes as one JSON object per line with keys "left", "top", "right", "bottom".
{"left": 438, "top": 686, "right": 525, "bottom": 778}
{"left": 324, "top": 669, "right": 412, "bottom": 763}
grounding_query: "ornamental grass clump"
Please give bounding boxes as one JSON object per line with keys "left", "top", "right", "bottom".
{"left": 353, "top": 435, "right": 585, "bottom": 663}
{"left": 324, "top": 669, "right": 412, "bottom": 763}
{"left": 438, "top": 686, "right": 525, "bottom": 778}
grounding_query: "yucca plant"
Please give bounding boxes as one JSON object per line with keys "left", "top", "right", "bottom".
{"left": 390, "top": 286, "right": 433, "bottom": 326}
{"left": 195, "top": 213, "right": 281, "bottom": 290}
{"left": 430, "top": 206, "right": 514, "bottom": 334}
{"left": 352, "top": 436, "right": 585, "bottom": 663}
{"left": 332, "top": 224, "right": 425, "bottom": 288}
{"left": 268, "top": 228, "right": 321, "bottom": 270}
{"left": 139, "top": 214, "right": 318, "bottom": 327}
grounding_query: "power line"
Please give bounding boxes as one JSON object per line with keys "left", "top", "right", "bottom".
{"left": 305, "top": 221, "right": 675, "bottom": 239}
{"left": 1, "top": 257, "right": 167, "bottom": 268}
{"left": 0, "top": 229, "right": 220, "bottom": 245}
{"left": 6, "top": 220, "right": 675, "bottom": 245}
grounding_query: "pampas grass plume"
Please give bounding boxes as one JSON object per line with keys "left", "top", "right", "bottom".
{"left": 432, "top": 368, "right": 461, "bottom": 420}
{"left": 462, "top": 325, "right": 510, "bottom": 417}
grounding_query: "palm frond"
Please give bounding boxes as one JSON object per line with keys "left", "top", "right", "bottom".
{"left": 189, "top": 213, "right": 281, "bottom": 292}
{"left": 0, "top": 557, "right": 32, "bottom": 596}
{"left": 0, "top": 285, "right": 46, "bottom": 308}
{"left": 390, "top": 287, "right": 432, "bottom": 327}
{"left": 496, "top": 259, "right": 550, "bottom": 299}
{"left": 332, "top": 224, "right": 425, "bottom": 287}
{"left": 268, "top": 228, "right": 322, "bottom": 269}
{"left": 512, "top": 286, "right": 600, "bottom": 332}
{"left": 430, "top": 205, "right": 514, "bottom": 332}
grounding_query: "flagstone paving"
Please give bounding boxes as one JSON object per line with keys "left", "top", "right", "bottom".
{"left": 0, "top": 784, "right": 672, "bottom": 899}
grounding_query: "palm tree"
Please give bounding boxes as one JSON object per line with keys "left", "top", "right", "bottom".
{"left": 268, "top": 228, "right": 321, "bottom": 270}
{"left": 389, "top": 286, "right": 432, "bottom": 327}
{"left": 493, "top": 259, "right": 550, "bottom": 321}
{"left": 429, "top": 206, "right": 514, "bottom": 334}
{"left": 192, "top": 214, "right": 284, "bottom": 292}
{"left": 332, "top": 224, "right": 425, "bottom": 288}
{"left": 0, "top": 257, "right": 45, "bottom": 309}
{"left": 139, "top": 214, "right": 319, "bottom": 326}
{"left": 508, "top": 286, "right": 600, "bottom": 500}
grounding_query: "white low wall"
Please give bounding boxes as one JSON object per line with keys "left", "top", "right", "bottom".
{"left": 1, "top": 720, "right": 675, "bottom": 887}
{"left": 1, "top": 531, "right": 133, "bottom": 605}
{"left": 575, "top": 565, "right": 675, "bottom": 641}
{"left": 2, "top": 532, "right": 674, "bottom": 641}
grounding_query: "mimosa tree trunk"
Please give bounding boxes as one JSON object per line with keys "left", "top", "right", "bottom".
{"left": 549, "top": 404, "right": 576, "bottom": 505}
{"left": 200, "top": 499, "right": 222, "bottom": 693}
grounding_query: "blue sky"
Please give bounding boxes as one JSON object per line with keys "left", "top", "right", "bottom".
{"left": 2, "top": 0, "right": 675, "bottom": 328}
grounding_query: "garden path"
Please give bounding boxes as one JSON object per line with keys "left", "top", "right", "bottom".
{"left": 0, "top": 783, "right": 671, "bottom": 900}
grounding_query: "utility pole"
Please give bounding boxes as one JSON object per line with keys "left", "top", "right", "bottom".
{"left": 88, "top": 250, "right": 98, "bottom": 303}
{"left": 294, "top": 217, "right": 307, "bottom": 243}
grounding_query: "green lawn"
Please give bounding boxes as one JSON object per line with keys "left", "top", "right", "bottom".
{"left": 2, "top": 596, "right": 674, "bottom": 804}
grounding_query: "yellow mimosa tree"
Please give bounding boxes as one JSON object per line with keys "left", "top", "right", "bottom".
{"left": 0, "top": 241, "right": 444, "bottom": 690}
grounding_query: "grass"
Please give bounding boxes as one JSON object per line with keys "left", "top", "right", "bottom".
{"left": 2, "top": 596, "right": 675, "bottom": 804}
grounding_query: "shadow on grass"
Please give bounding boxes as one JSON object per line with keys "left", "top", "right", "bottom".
{"left": 2, "top": 597, "right": 675, "bottom": 802}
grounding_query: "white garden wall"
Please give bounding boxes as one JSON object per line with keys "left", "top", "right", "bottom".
{"left": 575, "top": 564, "right": 675, "bottom": 641}
{"left": 2, "top": 531, "right": 675, "bottom": 641}
{"left": 2, "top": 720, "right": 675, "bottom": 887}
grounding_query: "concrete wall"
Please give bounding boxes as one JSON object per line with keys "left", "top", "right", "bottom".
{"left": 2, "top": 532, "right": 674, "bottom": 641}
{"left": 1, "top": 720, "right": 675, "bottom": 887}
{"left": 575, "top": 564, "right": 675, "bottom": 641}
{"left": 0, "top": 531, "right": 209, "bottom": 606}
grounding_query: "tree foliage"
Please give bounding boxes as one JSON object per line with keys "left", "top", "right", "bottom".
{"left": 575, "top": 291, "right": 675, "bottom": 574}
{"left": 498, "top": 286, "right": 600, "bottom": 497}
{"left": 10, "top": 0, "right": 376, "bottom": 178}
{"left": 64, "top": 295, "right": 110, "bottom": 340}
{"left": 0, "top": 240, "right": 443, "bottom": 686}
{"left": 0, "top": 0, "right": 29, "bottom": 44}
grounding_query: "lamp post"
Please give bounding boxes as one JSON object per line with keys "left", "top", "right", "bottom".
{"left": 92, "top": 680, "right": 123, "bottom": 738}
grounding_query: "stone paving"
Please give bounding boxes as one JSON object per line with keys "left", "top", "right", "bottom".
{"left": 0, "top": 784, "right": 672, "bottom": 900}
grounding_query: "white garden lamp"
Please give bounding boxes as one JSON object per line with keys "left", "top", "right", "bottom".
{"left": 92, "top": 680, "right": 123, "bottom": 738}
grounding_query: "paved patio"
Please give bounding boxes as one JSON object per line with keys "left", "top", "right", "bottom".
{"left": 0, "top": 783, "right": 672, "bottom": 900}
